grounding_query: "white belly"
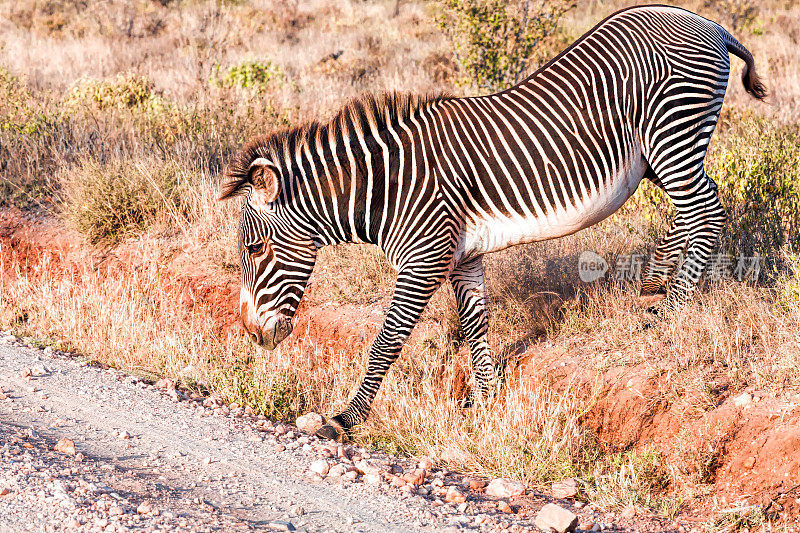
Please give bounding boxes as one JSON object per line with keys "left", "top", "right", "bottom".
{"left": 459, "top": 153, "right": 647, "bottom": 261}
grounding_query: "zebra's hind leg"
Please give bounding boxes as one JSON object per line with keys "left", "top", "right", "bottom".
{"left": 450, "top": 256, "right": 498, "bottom": 404}
{"left": 640, "top": 213, "right": 690, "bottom": 302}
{"left": 316, "top": 264, "right": 449, "bottom": 441}
{"left": 650, "top": 168, "right": 726, "bottom": 316}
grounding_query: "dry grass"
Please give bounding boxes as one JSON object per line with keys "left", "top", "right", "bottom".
{"left": 1, "top": 0, "right": 799, "bottom": 518}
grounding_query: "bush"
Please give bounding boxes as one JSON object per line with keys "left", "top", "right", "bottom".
{"left": 67, "top": 73, "right": 158, "bottom": 110}
{"left": 709, "top": 116, "right": 800, "bottom": 260}
{"left": 437, "top": 0, "right": 574, "bottom": 91}
{"left": 210, "top": 60, "right": 284, "bottom": 92}
{"left": 61, "top": 157, "right": 192, "bottom": 244}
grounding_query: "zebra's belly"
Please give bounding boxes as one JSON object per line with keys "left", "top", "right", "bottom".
{"left": 459, "top": 156, "right": 647, "bottom": 260}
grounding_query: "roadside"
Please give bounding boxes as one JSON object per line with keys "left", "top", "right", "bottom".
{"left": 0, "top": 334, "right": 690, "bottom": 533}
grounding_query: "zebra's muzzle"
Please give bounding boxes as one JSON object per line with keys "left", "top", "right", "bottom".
{"left": 260, "top": 315, "right": 293, "bottom": 350}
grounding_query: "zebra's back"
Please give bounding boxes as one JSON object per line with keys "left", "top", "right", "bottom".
{"left": 429, "top": 5, "right": 733, "bottom": 261}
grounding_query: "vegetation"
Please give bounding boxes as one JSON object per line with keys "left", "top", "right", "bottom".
{"left": 437, "top": 0, "right": 574, "bottom": 90}
{"left": 0, "top": 0, "right": 798, "bottom": 524}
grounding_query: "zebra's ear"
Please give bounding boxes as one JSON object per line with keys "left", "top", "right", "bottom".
{"left": 219, "top": 157, "right": 281, "bottom": 202}
{"left": 248, "top": 158, "right": 281, "bottom": 204}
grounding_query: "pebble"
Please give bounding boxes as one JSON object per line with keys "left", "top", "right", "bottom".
{"left": 402, "top": 468, "right": 427, "bottom": 486}
{"left": 295, "top": 412, "right": 325, "bottom": 434}
{"left": 486, "top": 478, "right": 525, "bottom": 498}
{"left": 267, "top": 520, "right": 295, "bottom": 531}
{"left": 137, "top": 501, "right": 152, "bottom": 514}
{"left": 552, "top": 478, "right": 579, "bottom": 499}
{"left": 418, "top": 457, "right": 434, "bottom": 470}
{"left": 309, "top": 460, "right": 330, "bottom": 476}
{"left": 54, "top": 438, "right": 76, "bottom": 455}
{"left": 535, "top": 503, "right": 578, "bottom": 533}
{"left": 733, "top": 392, "right": 752, "bottom": 407}
{"left": 445, "top": 486, "right": 466, "bottom": 503}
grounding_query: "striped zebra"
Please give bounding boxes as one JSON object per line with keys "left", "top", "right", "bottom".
{"left": 221, "top": 5, "right": 765, "bottom": 440}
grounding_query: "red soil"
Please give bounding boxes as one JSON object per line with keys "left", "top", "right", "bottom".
{"left": 1, "top": 210, "right": 798, "bottom": 525}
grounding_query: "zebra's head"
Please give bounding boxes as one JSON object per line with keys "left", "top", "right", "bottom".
{"left": 220, "top": 149, "right": 317, "bottom": 350}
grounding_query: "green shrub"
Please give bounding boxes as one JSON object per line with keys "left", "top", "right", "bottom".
{"left": 67, "top": 73, "right": 159, "bottom": 110}
{"left": 437, "top": 0, "right": 574, "bottom": 91}
{"left": 708, "top": 117, "right": 800, "bottom": 260}
{"left": 210, "top": 60, "right": 284, "bottom": 92}
{"left": 61, "top": 157, "right": 192, "bottom": 244}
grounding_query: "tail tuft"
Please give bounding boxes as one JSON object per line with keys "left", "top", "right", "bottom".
{"left": 742, "top": 65, "right": 767, "bottom": 101}
{"left": 719, "top": 26, "right": 767, "bottom": 101}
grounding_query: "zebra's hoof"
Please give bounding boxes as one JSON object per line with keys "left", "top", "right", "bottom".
{"left": 316, "top": 421, "right": 345, "bottom": 442}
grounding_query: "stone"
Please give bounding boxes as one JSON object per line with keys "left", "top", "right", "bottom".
{"left": 466, "top": 477, "right": 487, "bottom": 490}
{"left": 291, "top": 505, "right": 305, "bottom": 516}
{"left": 309, "top": 460, "right": 330, "bottom": 476}
{"left": 497, "top": 501, "right": 513, "bottom": 513}
{"left": 119, "top": 430, "right": 131, "bottom": 440}
{"left": 418, "top": 457, "right": 434, "bottom": 470}
{"left": 137, "top": 501, "right": 153, "bottom": 515}
{"left": 54, "top": 438, "right": 76, "bottom": 455}
{"left": 363, "top": 473, "right": 382, "bottom": 484}
{"left": 743, "top": 456, "right": 756, "bottom": 469}
{"left": 445, "top": 486, "right": 467, "bottom": 503}
{"left": 578, "top": 521, "right": 595, "bottom": 531}
{"left": 390, "top": 476, "right": 406, "bottom": 488}
{"left": 486, "top": 478, "right": 525, "bottom": 498}
{"left": 534, "top": 503, "right": 578, "bottom": 533}
{"left": 552, "top": 478, "right": 579, "bottom": 499}
{"left": 403, "top": 469, "right": 427, "bottom": 485}
{"left": 296, "top": 412, "right": 325, "bottom": 434}
{"left": 355, "top": 459, "right": 384, "bottom": 475}
{"left": 0, "top": 487, "right": 11, "bottom": 496}
{"left": 733, "top": 392, "right": 752, "bottom": 408}
{"left": 621, "top": 506, "right": 636, "bottom": 519}
{"left": 328, "top": 464, "right": 347, "bottom": 477}
{"left": 155, "top": 378, "right": 176, "bottom": 390}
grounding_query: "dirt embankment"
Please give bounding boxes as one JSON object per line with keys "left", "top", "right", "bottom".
{"left": 2, "top": 211, "right": 799, "bottom": 525}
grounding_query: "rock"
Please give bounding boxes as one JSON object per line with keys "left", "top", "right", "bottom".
{"left": 328, "top": 464, "right": 347, "bottom": 477}
{"left": 267, "top": 520, "right": 295, "bottom": 531}
{"left": 0, "top": 487, "right": 11, "bottom": 496}
{"left": 137, "top": 501, "right": 152, "bottom": 514}
{"left": 119, "top": 430, "right": 131, "bottom": 439}
{"left": 391, "top": 476, "right": 406, "bottom": 487}
{"left": 486, "top": 478, "right": 525, "bottom": 498}
{"left": 155, "top": 378, "right": 176, "bottom": 390}
{"left": 743, "top": 456, "right": 756, "bottom": 469}
{"left": 296, "top": 412, "right": 325, "bottom": 434}
{"left": 534, "top": 503, "right": 578, "bottom": 533}
{"left": 402, "top": 468, "right": 427, "bottom": 486}
{"left": 445, "top": 486, "right": 467, "bottom": 503}
{"left": 364, "top": 473, "right": 382, "bottom": 484}
{"left": 497, "top": 501, "right": 513, "bottom": 513}
{"left": 552, "top": 478, "right": 579, "bottom": 499}
{"left": 466, "top": 477, "right": 487, "bottom": 491}
{"left": 418, "top": 457, "right": 434, "bottom": 470}
{"left": 578, "top": 521, "right": 595, "bottom": 531}
{"left": 20, "top": 368, "right": 32, "bottom": 378}
{"left": 309, "top": 460, "right": 330, "bottom": 476}
{"left": 291, "top": 505, "right": 305, "bottom": 516}
{"left": 457, "top": 502, "right": 468, "bottom": 513}
{"left": 621, "top": 506, "right": 636, "bottom": 519}
{"left": 733, "top": 392, "right": 752, "bottom": 408}
{"left": 54, "top": 438, "right": 75, "bottom": 455}
{"left": 355, "top": 459, "right": 384, "bottom": 475}
{"left": 109, "top": 505, "right": 123, "bottom": 516}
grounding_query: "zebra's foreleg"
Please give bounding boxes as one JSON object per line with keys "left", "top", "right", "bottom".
{"left": 655, "top": 171, "right": 726, "bottom": 315}
{"left": 449, "top": 256, "right": 497, "bottom": 402}
{"left": 316, "top": 265, "right": 448, "bottom": 441}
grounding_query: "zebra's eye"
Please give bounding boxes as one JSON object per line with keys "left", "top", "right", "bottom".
{"left": 246, "top": 242, "right": 264, "bottom": 255}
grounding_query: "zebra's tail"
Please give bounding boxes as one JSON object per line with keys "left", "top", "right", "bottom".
{"left": 718, "top": 25, "right": 767, "bottom": 101}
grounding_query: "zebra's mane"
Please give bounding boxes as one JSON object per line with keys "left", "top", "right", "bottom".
{"left": 220, "top": 91, "right": 449, "bottom": 200}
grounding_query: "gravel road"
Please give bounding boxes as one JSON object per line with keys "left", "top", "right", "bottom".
{"left": 0, "top": 337, "right": 469, "bottom": 532}
{"left": 0, "top": 333, "right": 682, "bottom": 533}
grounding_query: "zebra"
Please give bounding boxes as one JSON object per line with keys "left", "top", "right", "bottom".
{"left": 220, "top": 5, "right": 765, "bottom": 441}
